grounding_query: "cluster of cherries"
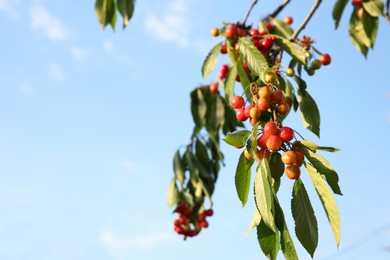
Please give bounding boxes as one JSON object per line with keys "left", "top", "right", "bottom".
{"left": 229, "top": 79, "right": 291, "bottom": 126}
{"left": 173, "top": 201, "right": 214, "bottom": 240}
{"left": 251, "top": 121, "right": 304, "bottom": 180}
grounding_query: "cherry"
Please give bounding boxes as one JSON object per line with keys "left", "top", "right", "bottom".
{"left": 244, "top": 104, "right": 255, "bottom": 118}
{"left": 284, "top": 96, "right": 293, "bottom": 107}
{"left": 271, "top": 89, "right": 285, "bottom": 104}
{"left": 311, "top": 59, "right": 322, "bottom": 70}
{"left": 286, "top": 67, "right": 295, "bottom": 77}
{"left": 210, "top": 82, "right": 218, "bottom": 93}
{"left": 260, "top": 38, "right": 273, "bottom": 51}
{"left": 211, "top": 27, "right": 219, "bottom": 37}
{"left": 265, "top": 21, "right": 274, "bottom": 33}
{"left": 259, "top": 86, "right": 272, "bottom": 99}
{"left": 220, "top": 43, "right": 227, "bottom": 54}
{"left": 230, "top": 95, "right": 245, "bottom": 108}
{"left": 285, "top": 165, "right": 301, "bottom": 180}
{"left": 279, "top": 126, "right": 294, "bottom": 142}
{"left": 265, "top": 71, "right": 277, "bottom": 83}
{"left": 249, "top": 28, "right": 260, "bottom": 38}
{"left": 199, "top": 221, "right": 209, "bottom": 228}
{"left": 236, "top": 108, "right": 248, "bottom": 121}
{"left": 257, "top": 134, "right": 269, "bottom": 149}
{"left": 281, "top": 151, "right": 297, "bottom": 165}
{"left": 357, "top": 7, "right": 364, "bottom": 19}
{"left": 252, "top": 39, "right": 262, "bottom": 49}
{"left": 284, "top": 16, "right": 293, "bottom": 25}
{"left": 219, "top": 64, "right": 229, "bottom": 79}
{"left": 204, "top": 209, "right": 213, "bottom": 216}
{"left": 319, "top": 53, "right": 331, "bottom": 66}
{"left": 256, "top": 98, "right": 271, "bottom": 111}
{"left": 277, "top": 102, "right": 290, "bottom": 115}
{"left": 266, "top": 135, "right": 283, "bottom": 151}
{"left": 256, "top": 148, "right": 271, "bottom": 162}
{"left": 352, "top": 0, "right": 362, "bottom": 6}
{"left": 249, "top": 106, "right": 261, "bottom": 119}
{"left": 263, "top": 121, "right": 279, "bottom": 136}
{"left": 237, "top": 27, "right": 246, "bottom": 37}
{"left": 225, "top": 24, "right": 237, "bottom": 38}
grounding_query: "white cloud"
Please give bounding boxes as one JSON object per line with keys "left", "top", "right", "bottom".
{"left": 29, "top": 3, "right": 68, "bottom": 41}
{"left": 145, "top": 0, "right": 190, "bottom": 48}
{"left": 102, "top": 40, "right": 114, "bottom": 53}
{"left": 70, "top": 46, "right": 89, "bottom": 61}
{"left": 49, "top": 62, "right": 63, "bottom": 80}
{"left": 0, "top": 0, "right": 20, "bottom": 18}
{"left": 100, "top": 229, "right": 174, "bottom": 257}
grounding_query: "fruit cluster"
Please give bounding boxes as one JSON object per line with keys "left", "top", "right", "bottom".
{"left": 173, "top": 201, "right": 213, "bottom": 240}
{"left": 229, "top": 79, "right": 291, "bottom": 126}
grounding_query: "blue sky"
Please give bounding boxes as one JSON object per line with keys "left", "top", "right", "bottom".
{"left": 0, "top": 0, "right": 389, "bottom": 259}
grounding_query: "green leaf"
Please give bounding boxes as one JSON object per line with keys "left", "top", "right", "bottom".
{"left": 257, "top": 220, "right": 280, "bottom": 260}
{"left": 173, "top": 150, "right": 185, "bottom": 185}
{"left": 254, "top": 160, "right": 276, "bottom": 232}
{"left": 291, "top": 179, "right": 318, "bottom": 258}
{"left": 206, "top": 92, "right": 225, "bottom": 133}
{"left": 349, "top": 11, "right": 372, "bottom": 50}
{"left": 299, "top": 147, "right": 343, "bottom": 195}
{"left": 273, "top": 35, "right": 307, "bottom": 66}
{"left": 235, "top": 152, "right": 255, "bottom": 207}
{"left": 269, "top": 17, "right": 293, "bottom": 38}
{"left": 363, "top": 0, "right": 384, "bottom": 17}
{"left": 306, "top": 163, "right": 341, "bottom": 247}
{"left": 195, "top": 139, "right": 210, "bottom": 168}
{"left": 190, "top": 88, "right": 207, "bottom": 135}
{"left": 223, "top": 130, "right": 251, "bottom": 147}
{"left": 269, "top": 152, "right": 285, "bottom": 181}
{"left": 117, "top": 0, "right": 135, "bottom": 28}
{"left": 246, "top": 209, "right": 261, "bottom": 237}
{"left": 95, "top": 0, "right": 117, "bottom": 29}
{"left": 332, "top": 0, "right": 349, "bottom": 29}
{"left": 293, "top": 75, "right": 307, "bottom": 90}
{"left": 299, "top": 140, "right": 340, "bottom": 153}
{"left": 238, "top": 37, "right": 269, "bottom": 81}
{"left": 167, "top": 178, "right": 180, "bottom": 207}
{"left": 274, "top": 196, "right": 298, "bottom": 260}
{"left": 236, "top": 59, "right": 253, "bottom": 102}
{"left": 362, "top": 13, "right": 379, "bottom": 48}
{"left": 202, "top": 42, "right": 222, "bottom": 81}
{"left": 224, "top": 63, "right": 237, "bottom": 102}
{"left": 298, "top": 89, "right": 320, "bottom": 137}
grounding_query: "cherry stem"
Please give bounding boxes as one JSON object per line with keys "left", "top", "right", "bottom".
{"left": 293, "top": 129, "right": 305, "bottom": 140}
{"left": 243, "top": 0, "right": 259, "bottom": 25}
{"left": 268, "top": 0, "right": 291, "bottom": 18}
{"left": 291, "top": 0, "right": 322, "bottom": 41}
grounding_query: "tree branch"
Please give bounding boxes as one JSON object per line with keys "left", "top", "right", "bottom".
{"left": 268, "top": 0, "right": 291, "bottom": 18}
{"left": 243, "top": 0, "right": 259, "bottom": 25}
{"left": 291, "top": 0, "right": 322, "bottom": 40}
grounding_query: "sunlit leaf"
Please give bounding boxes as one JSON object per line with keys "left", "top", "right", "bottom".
{"left": 235, "top": 152, "right": 255, "bottom": 207}
{"left": 332, "top": 0, "right": 349, "bottom": 29}
{"left": 202, "top": 42, "right": 222, "bottom": 81}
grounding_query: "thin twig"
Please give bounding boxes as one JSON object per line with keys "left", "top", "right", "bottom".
{"left": 268, "top": 0, "right": 291, "bottom": 18}
{"left": 291, "top": 0, "right": 322, "bottom": 40}
{"left": 385, "top": 0, "right": 390, "bottom": 23}
{"left": 243, "top": 0, "right": 259, "bottom": 25}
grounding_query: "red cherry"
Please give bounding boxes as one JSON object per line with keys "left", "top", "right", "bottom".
{"left": 284, "top": 16, "right": 293, "bottom": 25}
{"left": 279, "top": 126, "right": 294, "bottom": 142}
{"left": 219, "top": 64, "right": 229, "bottom": 79}
{"left": 257, "top": 134, "right": 269, "bottom": 149}
{"left": 319, "top": 53, "right": 331, "bottom": 66}
{"left": 263, "top": 121, "right": 279, "bottom": 136}
{"left": 225, "top": 24, "right": 237, "bottom": 38}
{"left": 271, "top": 89, "right": 285, "bottom": 104}
{"left": 237, "top": 27, "right": 246, "bottom": 37}
{"left": 210, "top": 82, "right": 218, "bottom": 93}
{"left": 256, "top": 98, "right": 271, "bottom": 111}
{"left": 266, "top": 135, "right": 283, "bottom": 150}
{"left": 220, "top": 43, "right": 227, "bottom": 54}
{"left": 260, "top": 38, "right": 273, "bottom": 51}
{"left": 230, "top": 95, "right": 245, "bottom": 109}
{"left": 249, "top": 28, "right": 260, "bottom": 38}
{"left": 204, "top": 209, "right": 214, "bottom": 216}
{"left": 236, "top": 108, "right": 248, "bottom": 121}
{"left": 265, "top": 21, "right": 274, "bottom": 33}
{"left": 352, "top": 0, "right": 362, "bottom": 6}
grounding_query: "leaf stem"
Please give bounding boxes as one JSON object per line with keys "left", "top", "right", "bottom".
{"left": 243, "top": 0, "right": 260, "bottom": 25}
{"left": 268, "top": 0, "right": 291, "bottom": 18}
{"left": 291, "top": 0, "right": 322, "bottom": 40}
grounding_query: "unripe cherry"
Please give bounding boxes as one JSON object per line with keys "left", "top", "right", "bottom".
{"left": 244, "top": 104, "right": 254, "bottom": 118}
{"left": 257, "top": 134, "right": 269, "bottom": 149}
{"left": 281, "top": 151, "right": 297, "bottom": 165}
{"left": 285, "top": 165, "right": 301, "bottom": 180}
{"left": 259, "top": 86, "right": 272, "bottom": 99}
{"left": 256, "top": 148, "right": 271, "bottom": 162}
{"left": 249, "top": 106, "right": 261, "bottom": 119}
{"left": 211, "top": 27, "right": 219, "bottom": 37}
